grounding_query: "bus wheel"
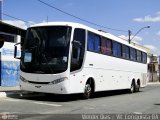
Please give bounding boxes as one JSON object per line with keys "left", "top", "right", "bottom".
{"left": 135, "top": 84, "right": 140, "bottom": 92}
{"left": 135, "top": 80, "right": 140, "bottom": 92}
{"left": 130, "top": 81, "right": 136, "bottom": 93}
{"left": 83, "top": 83, "right": 92, "bottom": 99}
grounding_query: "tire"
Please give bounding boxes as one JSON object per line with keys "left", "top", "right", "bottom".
{"left": 130, "top": 82, "right": 136, "bottom": 93}
{"left": 135, "top": 84, "right": 140, "bottom": 92}
{"left": 83, "top": 83, "right": 92, "bottom": 99}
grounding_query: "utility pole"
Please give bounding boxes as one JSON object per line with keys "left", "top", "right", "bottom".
{"left": 159, "top": 64, "right": 160, "bottom": 82}
{"left": 151, "top": 54, "right": 154, "bottom": 82}
{"left": 128, "top": 30, "right": 131, "bottom": 44}
{"left": 128, "top": 26, "right": 150, "bottom": 44}
{"left": 159, "top": 56, "right": 160, "bottom": 82}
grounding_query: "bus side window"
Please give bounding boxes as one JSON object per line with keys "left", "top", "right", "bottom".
{"left": 130, "top": 48, "right": 136, "bottom": 61}
{"left": 101, "top": 37, "right": 112, "bottom": 55}
{"left": 71, "top": 28, "right": 85, "bottom": 72}
{"left": 122, "top": 45, "right": 129, "bottom": 59}
{"left": 112, "top": 41, "right": 122, "bottom": 58}
{"left": 137, "top": 50, "right": 142, "bottom": 62}
{"left": 87, "top": 32, "right": 101, "bottom": 53}
{"left": 142, "top": 52, "right": 147, "bottom": 64}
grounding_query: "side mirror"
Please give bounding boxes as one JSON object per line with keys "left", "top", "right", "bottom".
{"left": 14, "top": 42, "right": 21, "bottom": 59}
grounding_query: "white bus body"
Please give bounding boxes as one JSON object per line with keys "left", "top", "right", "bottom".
{"left": 18, "top": 22, "right": 148, "bottom": 98}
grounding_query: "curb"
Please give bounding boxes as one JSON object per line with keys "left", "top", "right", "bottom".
{"left": 0, "top": 91, "right": 44, "bottom": 99}
{"left": 0, "top": 92, "right": 7, "bottom": 98}
{"left": 147, "top": 82, "right": 160, "bottom": 85}
{"left": 0, "top": 91, "right": 23, "bottom": 99}
{"left": 0, "top": 86, "right": 21, "bottom": 98}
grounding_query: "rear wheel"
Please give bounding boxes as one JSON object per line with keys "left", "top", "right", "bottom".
{"left": 135, "top": 81, "right": 140, "bottom": 92}
{"left": 135, "top": 84, "right": 140, "bottom": 92}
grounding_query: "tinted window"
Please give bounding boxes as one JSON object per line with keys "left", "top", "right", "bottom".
{"left": 21, "top": 26, "right": 71, "bottom": 74}
{"left": 71, "top": 28, "right": 86, "bottom": 71}
{"left": 137, "top": 50, "right": 142, "bottom": 62}
{"left": 1, "top": 34, "right": 14, "bottom": 43}
{"left": 0, "top": 35, "right": 4, "bottom": 48}
{"left": 142, "top": 52, "right": 147, "bottom": 64}
{"left": 122, "top": 45, "right": 130, "bottom": 59}
{"left": 101, "top": 37, "right": 112, "bottom": 55}
{"left": 130, "top": 48, "right": 136, "bottom": 61}
{"left": 87, "top": 32, "right": 100, "bottom": 53}
{"left": 112, "top": 42, "right": 122, "bottom": 57}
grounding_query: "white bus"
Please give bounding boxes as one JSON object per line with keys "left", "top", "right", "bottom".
{"left": 14, "top": 22, "right": 148, "bottom": 98}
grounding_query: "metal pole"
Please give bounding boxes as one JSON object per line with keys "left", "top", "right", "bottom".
{"left": 128, "top": 26, "right": 150, "bottom": 44}
{"left": 152, "top": 62, "right": 154, "bottom": 82}
{"left": 128, "top": 30, "right": 131, "bottom": 44}
{"left": 159, "top": 56, "right": 160, "bottom": 82}
{"left": 131, "top": 26, "right": 150, "bottom": 41}
{"left": 159, "top": 64, "right": 160, "bottom": 82}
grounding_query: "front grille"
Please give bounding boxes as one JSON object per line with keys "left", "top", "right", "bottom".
{"left": 28, "top": 81, "right": 50, "bottom": 84}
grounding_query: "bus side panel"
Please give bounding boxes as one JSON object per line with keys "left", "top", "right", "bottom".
{"left": 82, "top": 51, "right": 147, "bottom": 92}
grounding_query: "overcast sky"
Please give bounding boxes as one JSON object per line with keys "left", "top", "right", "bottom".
{"left": 2, "top": 0, "right": 160, "bottom": 56}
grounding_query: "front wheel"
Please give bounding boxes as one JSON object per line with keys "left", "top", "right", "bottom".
{"left": 83, "top": 83, "right": 92, "bottom": 99}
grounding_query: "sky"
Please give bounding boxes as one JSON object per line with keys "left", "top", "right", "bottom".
{"left": 1, "top": 0, "right": 160, "bottom": 56}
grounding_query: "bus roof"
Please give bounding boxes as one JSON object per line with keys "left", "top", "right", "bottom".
{"left": 30, "top": 22, "right": 151, "bottom": 53}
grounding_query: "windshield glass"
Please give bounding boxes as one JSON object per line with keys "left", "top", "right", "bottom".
{"left": 21, "top": 26, "right": 72, "bottom": 74}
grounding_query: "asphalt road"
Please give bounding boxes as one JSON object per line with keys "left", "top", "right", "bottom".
{"left": 0, "top": 84, "right": 160, "bottom": 120}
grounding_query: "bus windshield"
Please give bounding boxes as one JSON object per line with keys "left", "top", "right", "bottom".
{"left": 21, "top": 26, "right": 72, "bottom": 74}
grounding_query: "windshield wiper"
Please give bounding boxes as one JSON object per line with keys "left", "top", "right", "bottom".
{"left": 34, "top": 71, "right": 45, "bottom": 74}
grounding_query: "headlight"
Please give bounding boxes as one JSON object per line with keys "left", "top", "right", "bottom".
{"left": 20, "top": 76, "right": 28, "bottom": 82}
{"left": 50, "top": 77, "right": 68, "bottom": 85}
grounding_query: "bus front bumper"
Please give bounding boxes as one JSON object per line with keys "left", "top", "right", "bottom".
{"left": 19, "top": 80, "right": 70, "bottom": 94}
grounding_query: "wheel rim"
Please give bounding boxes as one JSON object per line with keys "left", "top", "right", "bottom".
{"left": 84, "top": 84, "right": 91, "bottom": 98}
{"left": 130, "top": 84, "right": 134, "bottom": 93}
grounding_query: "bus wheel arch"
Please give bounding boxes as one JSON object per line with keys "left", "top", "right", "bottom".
{"left": 83, "top": 77, "right": 95, "bottom": 99}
